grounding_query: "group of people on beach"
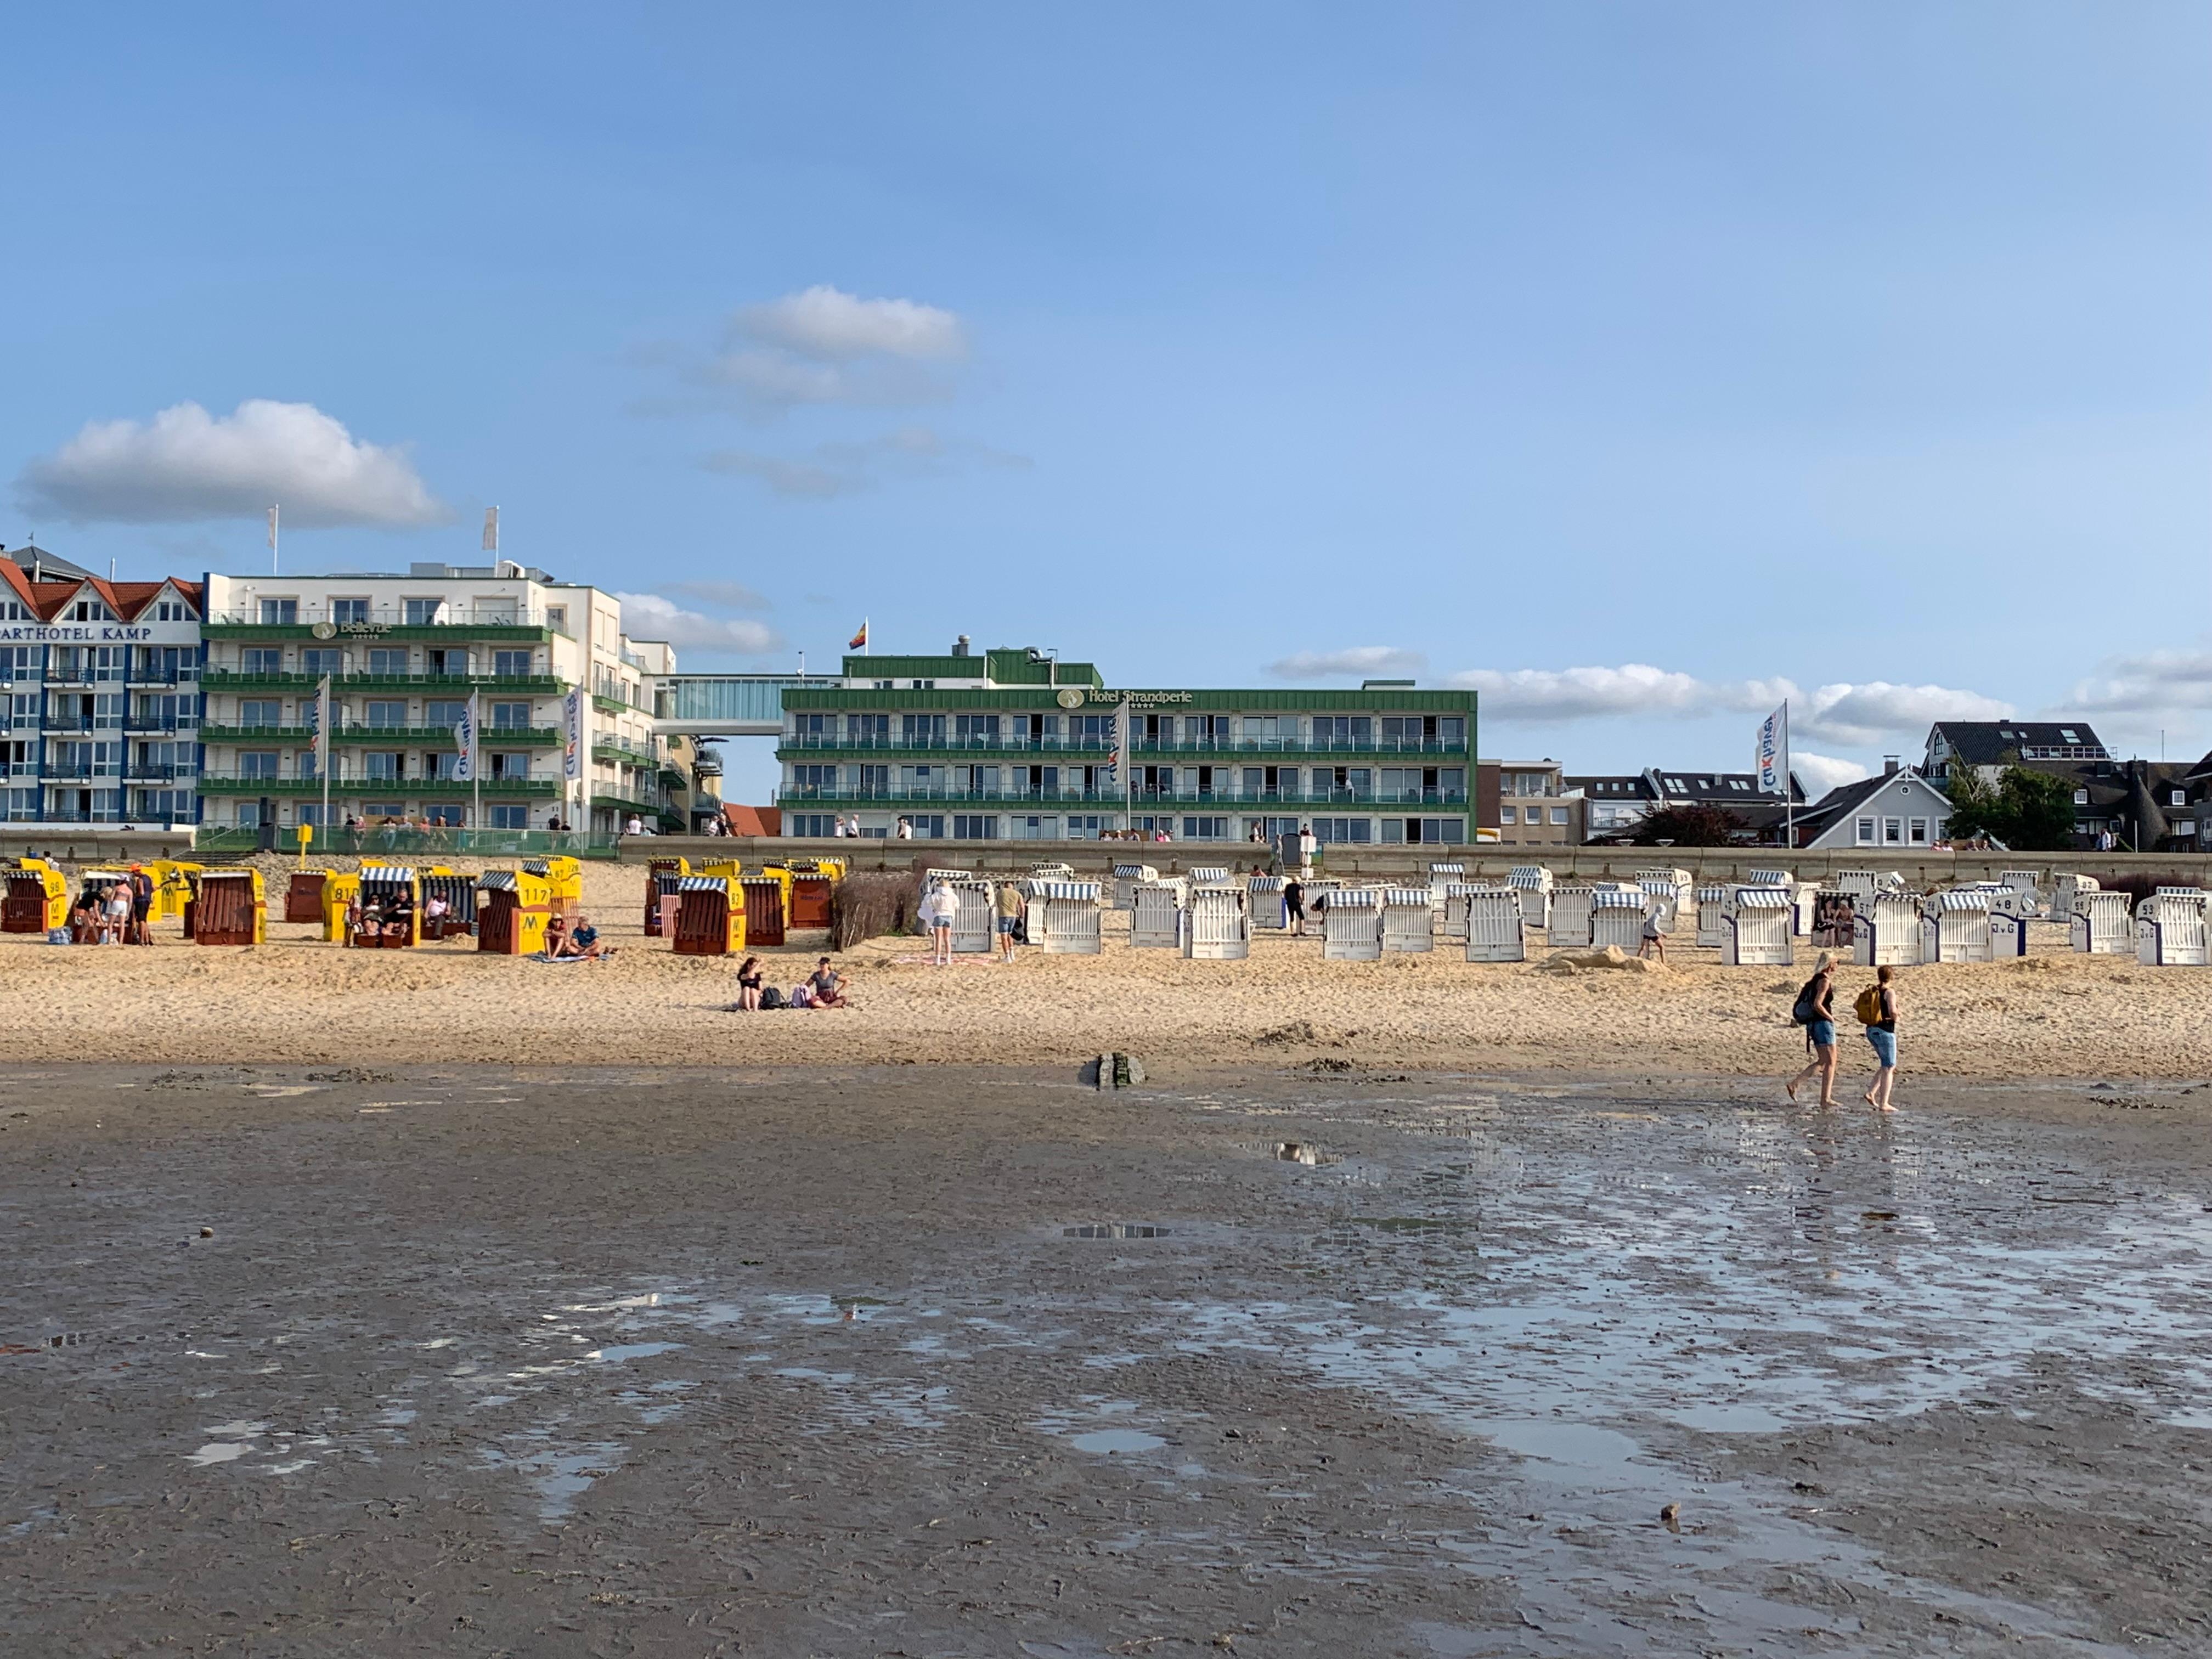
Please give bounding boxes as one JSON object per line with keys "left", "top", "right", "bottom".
{"left": 71, "top": 874, "right": 153, "bottom": 945}
{"left": 543, "top": 913, "right": 610, "bottom": 961}
{"left": 732, "top": 953, "right": 847, "bottom": 1009}
{"left": 1786, "top": 953, "right": 1901, "bottom": 1111}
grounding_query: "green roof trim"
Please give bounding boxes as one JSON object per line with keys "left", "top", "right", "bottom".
{"left": 840, "top": 648, "right": 1103, "bottom": 686}
{"left": 788, "top": 686, "right": 1475, "bottom": 714}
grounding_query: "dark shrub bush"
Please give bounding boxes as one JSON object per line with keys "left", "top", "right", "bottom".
{"left": 829, "top": 870, "right": 915, "bottom": 950}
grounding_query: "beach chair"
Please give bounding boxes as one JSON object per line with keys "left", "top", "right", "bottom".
{"left": 419, "top": 872, "right": 477, "bottom": 941}
{"left": 284, "top": 870, "right": 329, "bottom": 924}
{"left": 1589, "top": 888, "right": 1647, "bottom": 952}
{"left": 1462, "top": 887, "right": 1526, "bottom": 962}
{"left": 1919, "top": 889, "right": 1994, "bottom": 963}
{"left": 643, "top": 857, "right": 690, "bottom": 936}
{"left": 673, "top": 876, "right": 746, "bottom": 956}
{"left": 1248, "top": 874, "right": 1288, "bottom": 930}
{"left": 1184, "top": 884, "right": 1250, "bottom": 960}
{"left": 522, "top": 855, "right": 583, "bottom": 919}
{"left": 352, "top": 867, "right": 421, "bottom": 948}
{"left": 947, "top": 878, "right": 993, "bottom": 953}
{"left": 189, "top": 868, "right": 265, "bottom": 947}
{"left": 2, "top": 862, "right": 67, "bottom": 934}
{"left": 475, "top": 870, "right": 554, "bottom": 955}
{"left": 1693, "top": 885, "right": 1728, "bottom": 948}
{"left": 1322, "top": 889, "right": 1384, "bottom": 961}
{"left": 2136, "top": 890, "right": 2210, "bottom": 966}
{"left": 1110, "top": 864, "right": 1158, "bottom": 911}
{"left": 1037, "top": 880, "right": 1102, "bottom": 954}
{"left": 1719, "top": 887, "right": 1793, "bottom": 966}
{"left": 1507, "top": 865, "right": 1553, "bottom": 927}
{"left": 1852, "top": 891, "right": 1922, "bottom": 966}
{"left": 1129, "top": 881, "right": 1186, "bottom": 949}
{"left": 739, "top": 874, "right": 787, "bottom": 947}
{"left": 2070, "top": 889, "right": 2131, "bottom": 956}
{"left": 1381, "top": 888, "right": 1435, "bottom": 954}
{"left": 1548, "top": 884, "right": 1596, "bottom": 947}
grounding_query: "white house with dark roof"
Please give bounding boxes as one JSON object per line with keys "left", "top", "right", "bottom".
{"left": 1923, "top": 721, "right": 2110, "bottom": 783}
{"left": 1793, "top": 762, "right": 1952, "bottom": 850}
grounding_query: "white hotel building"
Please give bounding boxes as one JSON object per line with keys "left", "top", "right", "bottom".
{"left": 199, "top": 564, "right": 679, "bottom": 834}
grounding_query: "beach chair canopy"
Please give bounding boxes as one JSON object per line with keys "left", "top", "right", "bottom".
{"left": 1036, "top": 880, "right": 1102, "bottom": 901}
{"left": 1730, "top": 889, "right": 1791, "bottom": 910}
{"left": 1383, "top": 888, "right": 1433, "bottom": 907}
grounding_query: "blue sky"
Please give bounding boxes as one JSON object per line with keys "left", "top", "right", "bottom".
{"left": 6, "top": 3, "right": 2209, "bottom": 803}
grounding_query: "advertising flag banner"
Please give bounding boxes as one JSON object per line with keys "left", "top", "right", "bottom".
{"left": 452, "top": 693, "right": 479, "bottom": 783}
{"left": 482, "top": 506, "right": 499, "bottom": 554}
{"left": 1755, "top": 704, "right": 1788, "bottom": 795}
{"left": 563, "top": 688, "right": 584, "bottom": 781}
{"left": 311, "top": 675, "right": 332, "bottom": 774}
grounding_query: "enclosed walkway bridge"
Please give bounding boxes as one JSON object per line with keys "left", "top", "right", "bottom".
{"left": 653, "top": 673, "right": 839, "bottom": 737}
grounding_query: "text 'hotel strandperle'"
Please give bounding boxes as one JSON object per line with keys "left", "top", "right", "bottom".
{"left": 774, "top": 641, "right": 1476, "bottom": 844}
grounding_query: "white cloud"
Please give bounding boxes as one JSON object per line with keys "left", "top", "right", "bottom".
{"left": 1442, "top": 661, "right": 2005, "bottom": 747}
{"left": 734, "top": 285, "right": 964, "bottom": 362}
{"left": 16, "top": 399, "right": 448, "bottom": 528}
{"left": 675, "top": 285, "right": 968, "bottom": 415}
{"left": 1795, "top": 681, "right": 2011, "bottom": 746}
{"left": 2068, "top": 650, "right": 2212, "bottom": 713}
{"left": 1792, "top": 751, "right": 1874, "bottom": 794}
{"left": 1267, "top": 646, "right": 1427, "bottom": 680}
{"left": 1443, "top": 663, "right": 1785, "bottom": 721}
{"left": 702, "top": 426, "right": 1028, "bottom": 499}
{"left": 664, "top": 579, "right": 771, "bottom": 611}
{"left": 614, "top": 591, "right": 782, "bottom": 656}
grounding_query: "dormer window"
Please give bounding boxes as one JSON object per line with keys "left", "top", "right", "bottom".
{"left": 70, "top": 599, "right": 115, "bottom": 622}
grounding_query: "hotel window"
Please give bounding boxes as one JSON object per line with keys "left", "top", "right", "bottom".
{"left": 1499, "top": 805, "right": 1516, "bottom": 824}
{"left": 242, "top": 647, "right": 284, "bottom": 675}
{"left": 1009, "top": 815, "right": 1059, "bottom": 839}
{"left": 425, "top": 699, "right": 468, "bottom": 727}
{"left": 363, "top": 800, "right": 407, "bottom": 819}
{"left": 902, "top": 713, "right": 946, "bottom": 745}
{"left": 301, "top": 648, "right": 342, "bottom": 676}
{"left": 366, "top": 648, "right": 409, "bottom": 675}
{"left": 493, "top": 650, "right": 534, "bottom": 679}
{"left": 492, "top": 701, "right": 532, "bottom": 729}
{"left": 952, "top": 815, "right": 998, "bottom": 839}
{"left": 793, "top": 712, "right": 832, "bottom": 741}
{"left": 239, "top": 699, "right": 283, "bottom": 729}
{"left": 905, "top": 814, "right": 945, "bottom": 838}
{"left": 1311, "top": 817, "right": 1372, "bottom": 843}
{"left": 1856, "top": 817, "right": 1876, "bottom": 844}
{"left": 1181, "top": 817, "right": 1229, "bottom": 839}
{"left": 365, "top": 700, "right": 409, "bottom": 728}
{"left": 848, "top": 713, "right": 890, "bottom": 743}
{"left": 1549, "top": 806, "right": 1568, "bottom": 825}
{"left": 331, "top": 598, "right": 370, "bottom": 624}
{"left": 954, "top": 714, "right": 1000, "bottom": 744}
{"left": 259, "top": 599, "right": 298, "bottom": 624}
{"left": 1065, "top": 815, "right": 1103, "bottom": 838}
{"left": 545, "top": 606, "right": 568, "bottom": 635}
{"left": 490, "top": 753, "right": 530, "bottom": 781}
{"left": 427, "top": 752, "right": 462, "bottom": 780}
{"left": 787, "top": 812, "right": 836, "bottom": 837}
{"left": 404, "top": 598, "right": 444, "bottom": 625}
{"left": 792, "top": 765, "right": 836, "bottom": 791}
{"left": 858, "top": 764, "right": 889, "bottom": 793}
{"left": 239, "top": 751, "right": 280, "bottom": 779}
{"left": 364, "top": 752, "right": 403, "bottom": 781}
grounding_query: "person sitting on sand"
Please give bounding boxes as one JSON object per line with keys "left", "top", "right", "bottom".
{"left": 805, "top": 957, "right": 847, "bottom": 1007}
{"left": 543, "top": 913, "right": 569, "bottom": 957}
{"left": 735, "top": 954, "right": 765, "bottom": 1011}
{"left": 565, "top": 915, "right": 610, "bottom": 960}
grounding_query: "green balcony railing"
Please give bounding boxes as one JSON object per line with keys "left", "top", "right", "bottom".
{"left": 198, "top": 773, "right": 558, "bottom": 797}
{"left": 193, "top": 827, "right": 618, "bottom": 859}
{"left": 200, "top": 725, "right": 563, "bottom": 747}
{"left": 205, "top": 670, "right": 565, "bottom": 694}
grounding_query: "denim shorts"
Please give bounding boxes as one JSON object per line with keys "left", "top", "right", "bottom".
{"left": 996, "top": 916, "right": 1019, "bottom": 935}
{"left": 1807, "top": 1018, "right": 1835, "bottom": 1048}
{"left": 1866, "top": 1026, "right": 1898, "bottom": 1068}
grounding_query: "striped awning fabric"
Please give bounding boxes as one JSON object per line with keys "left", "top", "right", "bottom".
{"left": 477, "top": 871, "right": 517, "bottom": 890}
{"left": 924, "top": 868, "right": 975, "bottom": 883}
{"left": 199, "top": 869, "right": 255, "bottom": 883}
{"left": 1249, "top": 876, "right": 1285, "bottom": 891}
{"left": 2155, "top": 886, "right": 2208, "bottom": 898}
{"left": 522, "top": 859, "right": 548, "bottom": 874}
{"left": 1446, "top": 882, "right": 1513, "bottom": 898}
{"left": 678, "top": 876, "right": 730, "bottom": 891}
{"left": 740, "top": 875, "right": 782, "bottom": 888}
{"left": 1730, "top": 888, "right": 1792, "bottom": 910}
{"left": 1929, "top": 890, "right": 1990, "bottom": 911}
{"left": 362, "top": 867, "right": 416, "bottom": 883}
{"left": 1384, "top": 888, "right": 1434, "bottom": 907}
{"left": 1696, "top": 885, "right": 1729, "bottom": 901}
{"left": 1332, "top": 889, "right": 1384, "bottom": 908}
{"left": 1029, "top": 863, "right": 1075, "bottom": 878}
{"left": 1427, "top": 862, "right": 1465, "bottom": 875}
{"left": 1038, "top": 881, "right": 1102, "bottom": 901}
{"left": 1637, "top": 877, "right": 1676, "bottom": 894}
{"left": 1748, "top": 869, "right": 1790, "bottom": 886}
{"left": 1112, "top": 864, "right": 1156, "bottom": 878}
{"left": 1508, "top": 867, "right": 1548, "bottom": 887}
{"left": 1593, "top": 889, "right": 1646, "bottom": 909}
{"left": 1189, "top": 866, "right": 1230, "bottom": 882}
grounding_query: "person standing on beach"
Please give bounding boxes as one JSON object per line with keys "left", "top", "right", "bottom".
{"left": 1284, "top": 874, "right": 1307, "bottom": 937}
{"left": 993, "top": 878, "right": 1025, "bottom": 963}
{"left": 1637, "top": 905, "right": 1667, "bottom": 962}
{"left": 919, "top": 881, "right": 956, "bottom": 966}
{"left": 1786, "top": 951, "right": 1839, "bottom": 1106}
{"left": 1858, "top": 964, "right": 1900, "bottom": 1112}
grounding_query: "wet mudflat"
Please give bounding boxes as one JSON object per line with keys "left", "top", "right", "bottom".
{"left": 3, "top": 1064, "right": 2209, "bottom": 1657}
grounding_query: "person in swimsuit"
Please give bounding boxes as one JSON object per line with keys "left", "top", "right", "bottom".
{"left": 735, "top": 954, "right": 765, "bottom": 1011}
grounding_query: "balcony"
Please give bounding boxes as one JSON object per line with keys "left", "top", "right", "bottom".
{"left": 198, "top": 724, "right": 562, "bottom": 747}
{"left": 774, "top": 783, "right": 1469, "bottom": 809}
{"left": 591, "top": 791, "right": 661, "bottom": 816}
{"left": 204, "top": 669, "right": 565, "bottom": 695}
{"left": 196, "top": 772, "right": 557, "bottom": 797}
{"left": 780, "top": 733, "right": 1469, "bottom": 758}
{"left": 204, "top": 606, "right": 560, "bottom": 642}
{"left": 591, "top": 738, "right": 662, "bottom": 767}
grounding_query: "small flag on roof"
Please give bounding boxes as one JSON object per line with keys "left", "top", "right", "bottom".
{"left": 848, "top": 619, "right": 869, "bottom": 651}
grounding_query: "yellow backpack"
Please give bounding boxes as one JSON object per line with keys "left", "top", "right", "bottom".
{"left": 1853, "top": 983, "right": 1885, "bottom": 1025}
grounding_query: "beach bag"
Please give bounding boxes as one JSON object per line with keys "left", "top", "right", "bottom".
{"left": 1790, "top": 978, "right": 1821, "bottom": 1025}
{"left": 1852, "top": 984, "right": 1884, "bottom": 1025}
{"left": 759, "top": 985, "right": 785, "bottom": 1010}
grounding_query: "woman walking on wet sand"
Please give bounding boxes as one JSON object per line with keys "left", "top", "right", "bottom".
{"left": 1859, "top": 964, "right": 1900, "bottom": 1113}
{"left": 1785, "top": 951, "right": 1838, "bottom": 1107}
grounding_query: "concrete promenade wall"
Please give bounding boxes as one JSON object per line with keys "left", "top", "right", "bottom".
{"left": 628, "top": 836, "right": 2212, "bottom": 889}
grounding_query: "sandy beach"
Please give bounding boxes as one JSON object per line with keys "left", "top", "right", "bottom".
{"left": 4, "top": 857, "right": 2207, "bottom": 1080}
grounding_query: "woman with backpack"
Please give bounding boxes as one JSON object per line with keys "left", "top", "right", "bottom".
{"left": 1785, "top": 951, "right": 1839, "bottom": 1107}
{"left": 1858, "top": 965, "right": 1900, "bottom": 1113}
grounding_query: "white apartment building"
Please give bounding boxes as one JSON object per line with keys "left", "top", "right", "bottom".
{"left": 200, "top": 563, "right": 673, "bottom": 833}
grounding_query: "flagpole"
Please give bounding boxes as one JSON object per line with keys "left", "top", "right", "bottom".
{"left": 1784, "top": 699, "right": 1794, "bottom": 849}
{"left": 470, "top": 690, "right": 481, "bottom": 836}
{"left": 317, "top": 674, "right": 331, "bottom": 845}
